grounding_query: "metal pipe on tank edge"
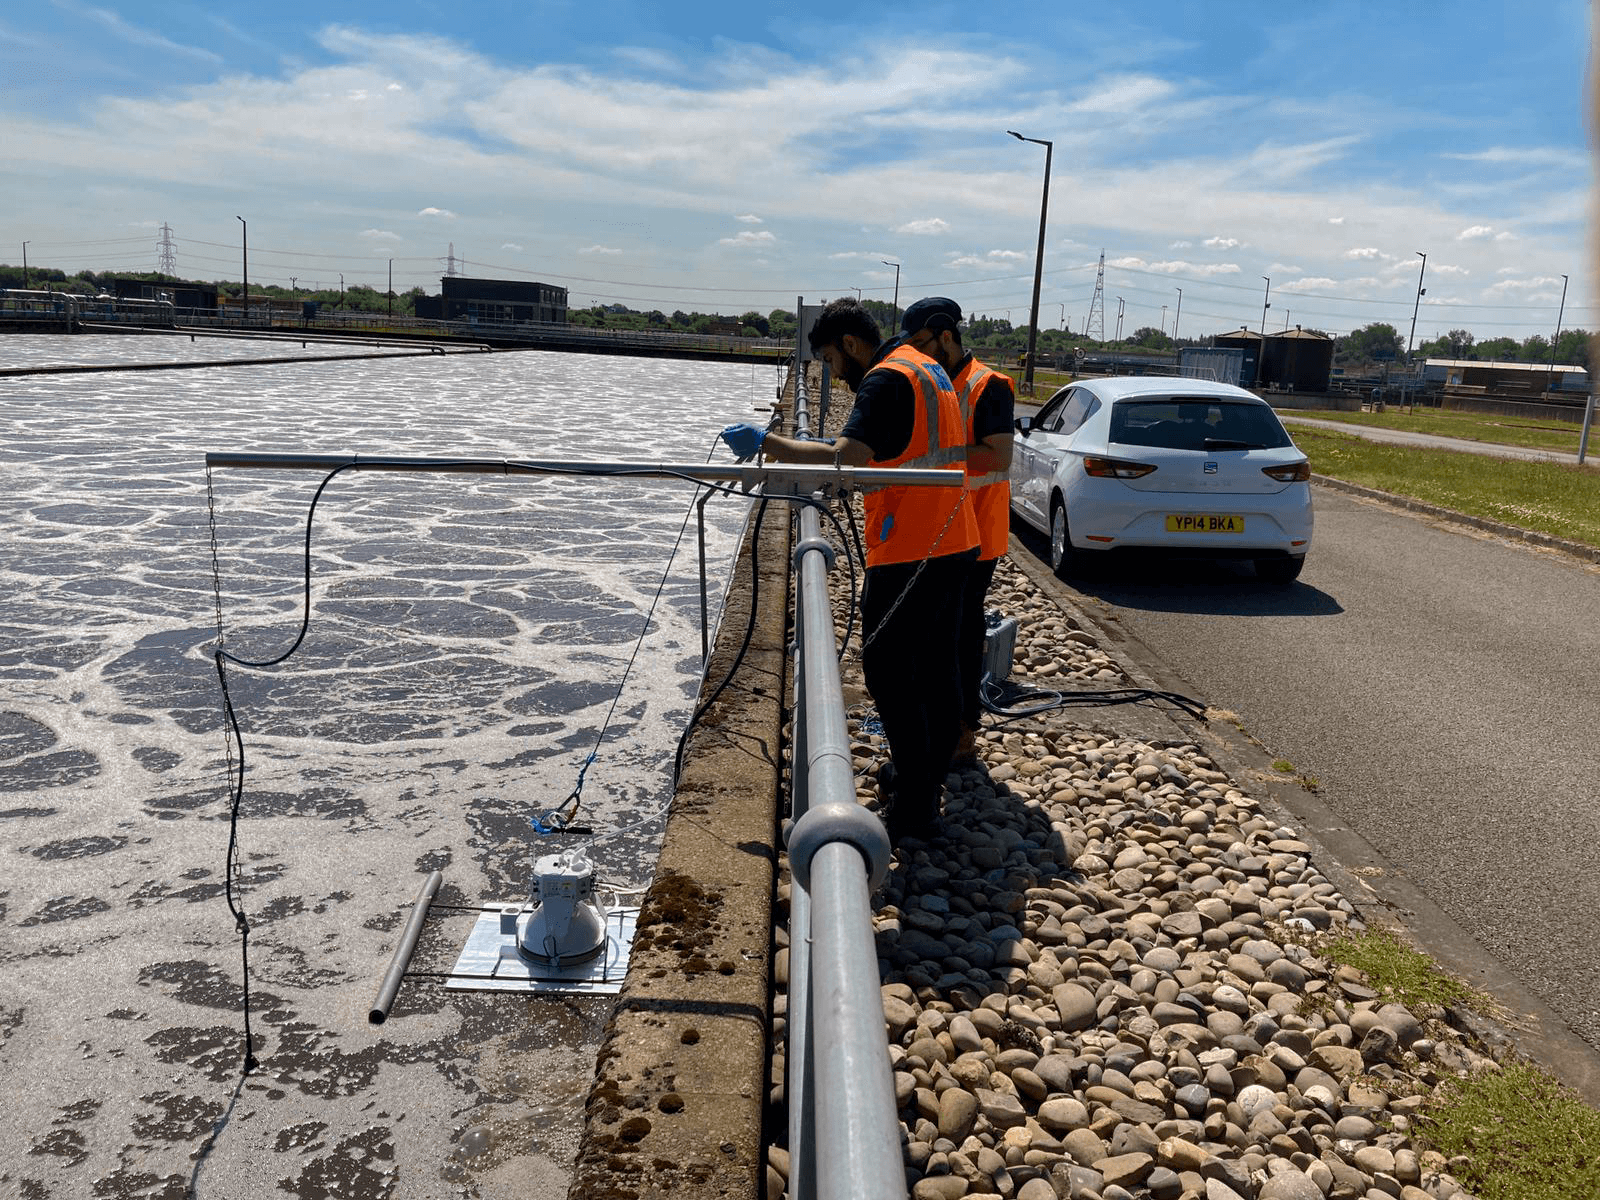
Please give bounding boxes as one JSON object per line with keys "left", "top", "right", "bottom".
{"left": 369, "top": 870, "right": 443, "bottom": 1024}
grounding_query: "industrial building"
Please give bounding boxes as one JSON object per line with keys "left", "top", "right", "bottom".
{"left": 112, "top": 277, "right": 219, "bottom": 312}
{"left": 414, "top": 276, "right": 568, "bottom": 325}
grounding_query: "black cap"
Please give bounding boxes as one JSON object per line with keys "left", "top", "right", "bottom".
{"left": 900, "top": 296, "right": 963, "bottom": 336}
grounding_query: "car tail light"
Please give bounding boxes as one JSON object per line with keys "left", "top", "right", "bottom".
{"left": 1083, "top": 456, "right": 1157, "bottom": 479}
{"left": 1261, "top": 461, "right": 1311, "bottom": 482}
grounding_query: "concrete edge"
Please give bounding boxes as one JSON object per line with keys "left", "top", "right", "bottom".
{"left": 1002, "top": 533, "right": 1600, "bottom": 1108}
{"left": 566, "top": 498, "right": 791, "bottom": 1200}
{"left": 1310, "top": 472, "right": 1600, "bottom": 564}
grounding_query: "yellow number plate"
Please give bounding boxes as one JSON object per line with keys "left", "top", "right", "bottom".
{"left": 1166, "top": 514, "right": 1245, "bottom": 533}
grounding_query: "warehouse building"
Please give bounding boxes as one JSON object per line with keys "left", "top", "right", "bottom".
{"left": 414, "top": 276, "right": 568, "bottom": 325}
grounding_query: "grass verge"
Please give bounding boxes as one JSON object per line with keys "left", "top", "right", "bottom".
{"left": 1292, "top": 426, "right": 1600, "bottom": 550}
{"left": 1280, "top": 406, "right": 1590, "bottom": 454}
{"left": 1318, "top": 925, "right": 1488, "bottom": 1013}
{"left": 1420, "top": 1062, "right": 1600, "bottom": 1200}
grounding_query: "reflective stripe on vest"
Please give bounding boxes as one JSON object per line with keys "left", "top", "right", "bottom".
{"left": 860, "top": 344, "right": 979, "bottom": 568}
{"left": 954, "top": 356, "right": 1013, "bottom": 561}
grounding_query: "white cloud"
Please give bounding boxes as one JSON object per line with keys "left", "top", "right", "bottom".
{"left": 359, "top": 228, "right": 401, "bottom": 242}
{"left": 1277, "top": 277, "right": 1340, "bottom": 293}
{"left": 387, "top": 82, "right": 403, "bottom": 92}
{"left": 418, "top": 206, "right": 456, "bottom": 218}
{"left": 1487, "top": 275, "right": 1563, "bottom": 293}
{"left": 69, "top": 1, "right": 223, "bottom": 63}
{"left": 1266, "top": 263, "right": 1301, "bottom": 274}
{"left": 1443, "top": 146, "right": 1588, "bottom": 169}
{"left": 1456, "top": 225, "right": 1494, "bottom": 240}
{"left": 736, "top": 213, "right": 763, "bottom": 224}
{"left": 1169, "top": 240, "right": 1192, "bottom": 249}
{"left": 500, "top": 242, "right": 522, "bottom": 251}
{"left": 894, "top": 218, "right": 950, "bottom": 235}
{"left": 1327, "top": 217, "right": 1345, "bottom": 225}
{"left": 1431, "top": 263, "right": 1470, "bottom": 276}
{"left": 1203, "top": 236, "right": 1240, "bottom": 250}
{"left": 579, "top": 244, "right": 621, "bottom": 255}
{"left": 1494, "top": 230, "right": 1517, "bottom": 242}
{"left": 1343, "top": 247, "right": 1388, "bottom": 261}
{"left": 1110, "top": 256, "right": 1239, "bottom": 277}
{"left": 718, "top": 230, "right": 776, "bottom": 247}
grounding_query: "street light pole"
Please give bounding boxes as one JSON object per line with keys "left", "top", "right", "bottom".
{"left": 1406, "top": 251, "right": 1427, "bottom": 362}
{"left": 1115, "top": 297, "right": 1125, "bottom": 343}
{"left": 235, "top": 216, "right": 248, "bottom": 325}
{"left": 1161, "top": 305, "right": 1168, "bottom": 337}
{"left": 1173, "top": 288, "right": 1182, "bottom": 344}
{"left": 1008, "top": 129, "right": 1053, "bottom": 393}
{"left": 20, "top": 241, "right": 28, "bottom": 290}
{"left": 1058, "top": 302, "right": 1066, "bottom": 330}
{"left": 880, "top": 261, "right": 899, "bottom": 331}
{"left": 1548, "top": 273, "right": 1569, "bottom": 396}
{"left": 1259, "top": 276, "right": 1271, "bottom": 336}
{"left": 388, "top": 259, "right": 394, "bottom": 318}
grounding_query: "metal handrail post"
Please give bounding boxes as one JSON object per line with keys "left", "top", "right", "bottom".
{"left": 809, "top": 840, "right": 903, "bottom": 1199}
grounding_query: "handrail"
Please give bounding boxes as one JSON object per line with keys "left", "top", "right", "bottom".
{"left": 782, "top": 335, "right": 907, "bottom": 1200}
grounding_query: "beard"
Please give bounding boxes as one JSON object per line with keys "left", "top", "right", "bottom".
{"left": 840, "top": 357, "right": 868, "bottom": 391}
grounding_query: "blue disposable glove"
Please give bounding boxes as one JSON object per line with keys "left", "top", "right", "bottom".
{"left": 721, "top": 423, "right": 767, "bottom": 461}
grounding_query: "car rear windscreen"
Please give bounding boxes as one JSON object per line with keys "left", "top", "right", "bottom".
{"left": 1109, "top": 399, "right": 1293, "bottom": 451}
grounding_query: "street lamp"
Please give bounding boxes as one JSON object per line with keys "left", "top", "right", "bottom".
{"left": 1548, "top": 273, "right": 1569, "bottom": 395}
{"left": 20, "top": 241, "right": 28, "bottom": 290}
{"left": 1173, "top": 287, "right": 1182, "bottom": 344}
{"left": 1114, "top": 296, "right": 1125, "bottom": 343}
{"left": 388, "top": 259, "right": 394, "bottom": 318}
{"left": 236, "top": 216, "right": 248, "bottom": 325}
{"left": 1008, "top": 129, "right": 1053, "bottom": 393}
{"left": 1057, "top": 301, "right": 1066, "bottom": 330}
{"left": 1161, "top": 305, "right": 1168, "bottom": 337}
{"left": 852, "top": 286, "right": 861, "bottom": 300}
{"left": 1406, "top": 251, "right": 1427, "bottom": 362}
{"left": 880, "top": 261, "right": 899, "bottom": 331}
{"left": 1259, "top": 276, "right": 1271, "bottom": 336}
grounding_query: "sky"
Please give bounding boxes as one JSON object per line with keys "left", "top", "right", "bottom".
{"left": 1, "top": 0, "right": 1592, "bottom": 344}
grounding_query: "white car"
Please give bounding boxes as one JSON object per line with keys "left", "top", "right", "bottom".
{"left": 1010, "top": 376, "right": 1313, "bottom": 583}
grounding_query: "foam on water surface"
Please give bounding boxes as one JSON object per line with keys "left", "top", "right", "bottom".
{"left": 0, "top": 335, "right": 775, "bottom": 1198}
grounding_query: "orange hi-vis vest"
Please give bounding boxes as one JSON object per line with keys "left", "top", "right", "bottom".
{"left": 861, "top": 344, "right": 979, "bottom": 568}
{"left": 952, "top": 355, "right": 1013, "bottom": 561}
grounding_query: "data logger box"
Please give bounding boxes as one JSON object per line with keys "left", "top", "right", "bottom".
{"left": 982, "top": 611, "right": 1019, "bottom": 683}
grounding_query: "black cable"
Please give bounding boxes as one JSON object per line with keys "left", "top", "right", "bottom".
{"left": 673, "top": 496, "right": 769, "bottom": 783}
{"left": 211, "top": 649, "right": 259, "bottom": 1075}
{"left": 978, "top": 675, "right": 1208, "bottom": 724}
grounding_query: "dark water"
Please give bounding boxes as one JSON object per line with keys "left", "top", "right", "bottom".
{"left": 0, "top": 336, "right": 775, "bottom": 1198}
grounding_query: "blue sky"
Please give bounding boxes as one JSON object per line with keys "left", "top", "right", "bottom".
{"left": 2, "top": 0, "right": 1590, "bottom": 342}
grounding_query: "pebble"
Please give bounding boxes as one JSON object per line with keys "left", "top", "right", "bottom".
{"left": 763, "top": 557, "right": 1511, "bottom": 1200}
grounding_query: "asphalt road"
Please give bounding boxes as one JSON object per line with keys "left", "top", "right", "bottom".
{"left": 1036, "top": 485, "right": 1600, "bottom": 1055}
{"left": 1277, "top": 411, "right": 1596, "bottom": 466}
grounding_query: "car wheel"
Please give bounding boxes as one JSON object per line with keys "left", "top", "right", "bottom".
{"left": 1256, "top": 555, "right": 1305, "bottom": 584}
{"left": 1049, "top": 499, "right": 1079, "bottom": 578}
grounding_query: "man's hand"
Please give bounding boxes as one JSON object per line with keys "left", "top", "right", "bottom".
{"left": 720, "top": 423, "right": 767, "bottom": 461}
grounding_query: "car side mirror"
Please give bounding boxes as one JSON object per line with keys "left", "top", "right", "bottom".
{"left": 1014, "top": 416, "right": 1033, "bottom": 435}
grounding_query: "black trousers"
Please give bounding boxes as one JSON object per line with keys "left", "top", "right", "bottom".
{"left": 957, "top": 556, "right": 1000, "bottom": 730}
{"left": 860, "top": 548, "right": 976, "bottom": 816}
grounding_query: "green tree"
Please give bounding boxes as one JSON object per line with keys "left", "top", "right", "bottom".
{"left": 1339, "top": 322, "right": 1404, "bottom": 364}
{"left": 1475, "top": 336, "right": 1520, "bottom": 360}
{"left": 738, "top": 310, "right": 770, "bottom": 337}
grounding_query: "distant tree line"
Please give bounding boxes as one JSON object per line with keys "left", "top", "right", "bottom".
{"left": 2, "top": 264, "right": 1588, "bottom": 368}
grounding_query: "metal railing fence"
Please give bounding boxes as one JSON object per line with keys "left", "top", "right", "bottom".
{"left": 782, "top": 337, "right": 907, "bottom": 1200}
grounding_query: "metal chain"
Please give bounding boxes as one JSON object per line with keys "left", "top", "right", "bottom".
{"left": 860, "top": 485, "right": 971, "bottom": 650}
{"left": 204, "top": 470, "right": 241, "bottom": 883}
{"left": 204, "top": 465, "right": 230, "bottom": 650}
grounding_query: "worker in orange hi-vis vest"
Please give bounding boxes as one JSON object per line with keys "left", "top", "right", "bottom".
{"left": 719, "top": 297, "right": 978, "bottom": 848}
{"left": 900, "top": 297, "right": 1014, "bottom": 766}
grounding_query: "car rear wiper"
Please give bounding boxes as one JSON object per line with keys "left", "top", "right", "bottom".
{"left": 1203, "top": 438, "right": 1268, "bottom": 450}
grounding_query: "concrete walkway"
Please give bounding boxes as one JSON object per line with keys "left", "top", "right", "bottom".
{"left": 1277, "top": 412, "right": 1594, "bottom": 467}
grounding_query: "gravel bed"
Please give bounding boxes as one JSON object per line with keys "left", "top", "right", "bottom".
{"left": 766, "top": 555, "right": 1496, "bottom": 1200}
